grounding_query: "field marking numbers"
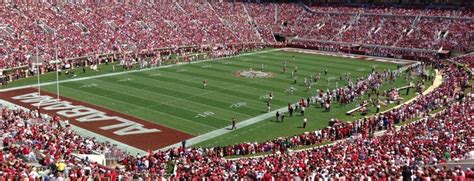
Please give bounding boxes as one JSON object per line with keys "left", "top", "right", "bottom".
{"left": 149, "top": 73, "right": 163, "bottom": 77}
{"left": 229, "top": 102, "right": 247, "bottom": 108}
{"left": 285, "top": 87, "right": 297, "bottom": 94}
{"left": 195, "top": 111, "right": 215, "bottom": 118}
{"left": 79, "top": 83, "right": 98, "bottom": 88}
{"left": 258, "top": 95, "right": 270, "bottom": 100}
{"left": 118, "top": 78, "right": 133, "bottom": 82}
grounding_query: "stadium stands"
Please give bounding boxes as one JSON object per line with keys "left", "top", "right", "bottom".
{"left": 0, "top": 3, "right": 472, "bottom": 70}
{"left": 0, "top": 2, "right": 472, "bottom": 180}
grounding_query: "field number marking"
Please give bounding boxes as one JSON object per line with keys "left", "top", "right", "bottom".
{"left": 118, "top": 78, "right": 133, "bottom": 82}
{"left": 259, "top": 95, "right": 270, "bottom": 100}
{"left": 80, "top": 83, "right": 98, "bottom": 88}
{"left": 229, "top": 102, "right": 247, "bottom": 108}
{"left": 149, "top": 73, "right": 163, "bottom": 77}
{"left": 195, "top": 111, "right": 215, "bottom": 118}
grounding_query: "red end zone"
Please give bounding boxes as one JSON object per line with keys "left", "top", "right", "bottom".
{"left": 0, "top": 88, "right": 193, "bottom": 151}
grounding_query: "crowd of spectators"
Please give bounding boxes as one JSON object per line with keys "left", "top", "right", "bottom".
{"left": 360, "top": 47, "right": 437, "bottom": 61}
{"left": 273, "top": 3, "right": 302, "bottom": 35}
{"left": 334, "top": 15, "right": 383, "bottom": 44}
{"left": 245, "top": 3, "right": 277, "bottom": 43}
{"left": 448, "top": 53, "right": 474, "bottom": 68}
{"left": 439, "top": 19, "right": 473, "bottom": 52}
{"left": 306, "top": 4, "right": 472, "bottom": 17}
{"left": 364, "top": 16, "right": 414, "bottom": 46}
{"left": 300, "top": 4, "right": 472, "bottom": 52}
{"left": 396, "top": 17, "right": 451, "bottom": 50}
{"left": 180, "top": 2, "right": 240, "bottom": 46}
{"left": 0, "top": 105, "right": 123, "bottom": 179}
{"left": 288, "top": 39, "right": 438, "bottom": 61}
{"left": 210, "top": 2, "right": 262, "bottom": 43}
{"left": 0, "top": 2, "right": 472, "bottom": 71}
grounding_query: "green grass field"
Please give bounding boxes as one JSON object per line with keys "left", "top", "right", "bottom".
{"left": 2, "top": 49, "right": 431, "bottom": 148}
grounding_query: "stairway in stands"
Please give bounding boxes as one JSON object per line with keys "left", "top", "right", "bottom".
{"left": 242, "top": 3, "right": 265, "bottom": 43}
{"left": 393, "top": 15, "right": 420, "bottom": 46}
{"left": 207, "top": 2, "right": 242, "bottom": 43}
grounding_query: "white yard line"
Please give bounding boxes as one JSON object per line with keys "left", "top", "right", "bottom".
{"left": 0, "top": 48, "right": 282, "bottom": 93}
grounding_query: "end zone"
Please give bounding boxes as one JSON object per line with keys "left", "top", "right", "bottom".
{"left": 0, "top": 88, "right": 193, "bottom": 152}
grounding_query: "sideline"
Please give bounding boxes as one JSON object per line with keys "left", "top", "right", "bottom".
{"left": 0, "top": 48, "right": 282, "bottom": 92}
{"left": 159, "top": 106, "right": 288, "bottom": 151}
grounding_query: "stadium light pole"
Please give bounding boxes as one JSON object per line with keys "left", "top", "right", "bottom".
{"left": 56, "top": 45, "right": 60, "bottom": 102}
{"left": 54, "top": 31, "right": 60, "bottom": 102}
{"left": 36, "top": 46, "right": 40, "bottom": 97}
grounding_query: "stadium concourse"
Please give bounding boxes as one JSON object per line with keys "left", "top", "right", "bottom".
{"left": 0, "top": 1, "right": 472, "bottom": 180}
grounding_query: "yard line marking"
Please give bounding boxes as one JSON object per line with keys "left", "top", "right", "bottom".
{"left": 98, "top": 74, "right": 265, "bottom": 117}
{"left": 85, "top": 78, "right": 253, "bottom": 122}
{"left": 126, "top": 73, "right": 269, "bottom": 106}
{"left": 0, "top": 48, "right": 282, "bottom": 92}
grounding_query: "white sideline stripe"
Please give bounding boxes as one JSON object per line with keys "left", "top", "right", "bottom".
{"left": 383, "top": 69, "right": 442, "bottom": 112}
{"left": 159, "top": 106, "right": 289, "bottom": 151}
{"left": 0, "top": 48, "right": 282, "bottom": 93}
{"left": 0, "top": 99, "right": 147, "bottom": 156}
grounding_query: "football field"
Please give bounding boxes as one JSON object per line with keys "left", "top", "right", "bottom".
{"left": 1, "top": 49, "right": 430, "bottom": 151}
